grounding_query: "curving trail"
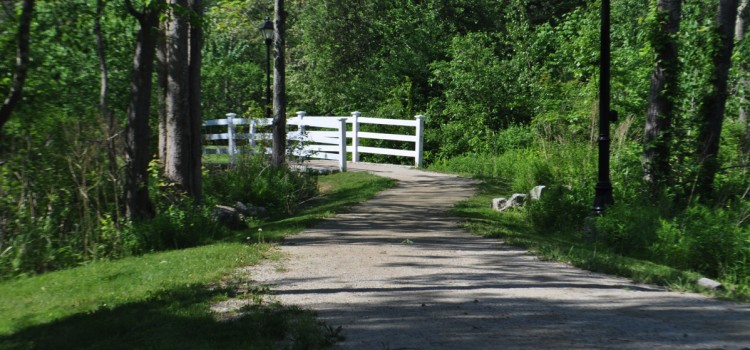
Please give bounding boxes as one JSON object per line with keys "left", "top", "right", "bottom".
{"left": 236, "top": 163, "right": 750, "bottom": 349}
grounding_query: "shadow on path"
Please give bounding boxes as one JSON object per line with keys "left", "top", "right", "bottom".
{"left": 245, "top": 162, "right": 750, "bottom": 350}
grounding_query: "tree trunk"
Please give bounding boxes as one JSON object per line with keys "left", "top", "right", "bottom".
{"left": 643, "top": 0, "right": 681, "bottom": 186}
{"left": 123, "top": 0, "right": 160, "bottom": 221}
{"left": 271, "top": 0, "right": 287, "bottom": 167}
{"left": 188, "top": 0, "right": 203, "bottom": 200}
{"left": 157, "top": 21, "right": 168, "bottom": 163}
{"left": 164, "top": 0, "right": 190, "bottom": 192}
{"left": 0, "top": 0, "right": 34, "bottom": 137}
{"left": 736, "top": 0, "right": 750, "bottom": 156}
{"left": 163, "top": 0, "right": 202, "bottom": 200}
{"left": 95, "top": 0, "right": 121, "bottom": 219}
{"left": 696, "top": 0, "right": 739, "bottom": 198}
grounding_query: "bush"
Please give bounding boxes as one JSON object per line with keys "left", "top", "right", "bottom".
{"left": 593, "top": 202, "right": 668, "bottom": 258}
{"left": 526, "top": 184, "right": 590, "bottom": 236}
{"left": 656, "top": 204, "right": 750, "bottom": 279}
{"left": 204, "top": 154, "right": 319, "bottom": 216}
{"left": 127, "top": 202, "right": 228, "bottom": 254}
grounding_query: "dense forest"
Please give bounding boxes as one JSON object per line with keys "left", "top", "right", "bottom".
{"left": 1, "top": 0, "right": 749, "bottom": 290}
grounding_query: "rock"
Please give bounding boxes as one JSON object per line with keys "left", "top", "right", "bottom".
{"left": 213, "top": 205, "right": 246, "bottom": 230}
{"left": 696, "top": 277, "right": 724, "bottom": 291}
{"left": 529, "top": 185, "right": 546, "bottom": 200}
{"left": 491, "top": 185, "right": 545, "bottom": 211}
{"left": 234, "top": 201, "right": 270, "bottom": 219}
{"left": 491, "top": 198, "right": 508, "bottom": 211}
{"left": 491, "top": 194, "right": 527, "bottom": 212}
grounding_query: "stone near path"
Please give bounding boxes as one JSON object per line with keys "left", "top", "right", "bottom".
{"left": 230, "top": 162, "right": 750, "bottom": 349}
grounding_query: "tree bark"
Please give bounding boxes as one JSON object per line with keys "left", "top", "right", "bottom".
{"left": 123, "top": 0, "right": 160, "bottom": 221}
{"left": 736, "top": 0, "right": 750, "bottom": 156}
{"left": 95, "top": 0, "right": 121, "bottom": 219}
{"left": 188, "top": 0, "right": 203, "bottom": 200}
{"left": 164, "top": 0, "right": 190, "bottom": 191}
{"left": 696, "top": 0, "right": 739, "bottom": 198}
{"left": 0, "top": 0, "right": 34, "bottom": 136}
{"left": 157, "top": 21, "right": 168, "bottom": 163}
{"left": 271, "top": 0, "right": 287, "bottom": 167}
{"left": 163, "top": 0, "right": 202, "bottom": 200}
{"left": 643, "top": 0, "right": 681, "bottom": 186}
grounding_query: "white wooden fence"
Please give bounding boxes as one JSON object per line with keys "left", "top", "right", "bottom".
{"left": 202, "top": 111, "right": 425, "bottom": 171}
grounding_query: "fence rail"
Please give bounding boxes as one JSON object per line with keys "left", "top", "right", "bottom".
{"left": 202, "top": 111, "right": 425, "bottom": 171}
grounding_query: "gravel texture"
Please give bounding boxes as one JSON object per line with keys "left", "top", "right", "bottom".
{"left": 220, "top": 162, "right": 750, "bottom": 349}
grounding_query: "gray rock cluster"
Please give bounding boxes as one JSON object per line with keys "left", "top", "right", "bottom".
{"left": 492, "top": 185, "right": 546, "bottom": 212}
{"left": 213, "top": 201, "right": 270, "bottom": 229}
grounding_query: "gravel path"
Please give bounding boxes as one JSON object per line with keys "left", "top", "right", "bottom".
{"left": 231, "top": 163, "right": 750, "bottom": 349}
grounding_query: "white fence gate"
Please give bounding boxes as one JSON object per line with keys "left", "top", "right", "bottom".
{"left": 202, "top": 111, "right": 425, "bottom": 171}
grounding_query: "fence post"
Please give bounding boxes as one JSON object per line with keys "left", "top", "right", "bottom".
{"left": 249, "top": 119, "right": 256, "bottom": 152}
{"left": 296, "top": 111, "right": 306, "bottom": 134}
{"left": 338, "top": 117, "right": 347, "bottom": 172}
{"left": 415, "top": 115, "right": 425, "bottom": 167}
{"left": 226, "top": 113, "right": 237, "bottom": 163}
{"left": 351, "top": 111, "right": 360, "bottom": 163}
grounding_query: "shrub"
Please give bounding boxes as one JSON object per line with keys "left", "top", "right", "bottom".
{"left": 526, "top": 184, "right": 590, "bottom": 236}
{"left": 594, "top": 202, "right": 667, "bottom": 258}
{"left": 204, "top": 154, "right": 318, "bottom": 216}
{"left": 127, "top": 201, "right": 228, "bottom": 254}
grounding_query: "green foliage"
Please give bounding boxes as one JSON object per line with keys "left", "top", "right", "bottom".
{"left": 434, "top": 131, "right": 750, "bottom": 292}
{"left": 0, "top": 170, "right": 394, "bottom": 348}
{"left": 128, "top": 202, "right": 227, "bottom": 253}
{"left": 447, "top": 177, "right": 705, "bottom": 295}
{"left": 204, "top": 154, "right": 318, "bottom": 216}
{"left": 202, "top": 0, "right": 268, "bottom": 119}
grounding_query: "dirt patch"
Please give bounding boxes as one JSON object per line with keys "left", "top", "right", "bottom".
{"left": 220, "top": 162, "right": 750, "bottom": 349}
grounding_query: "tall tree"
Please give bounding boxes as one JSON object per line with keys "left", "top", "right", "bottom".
{"left": 157, "top": 20, "right": 168, "bottom": 163}
{"left": 0, "top": 0, "right": 34, "bottom": 136}
{"left": 123, "top": 0, "right": 162, "bottom": 220}
{"left": 695, "top": 0, "right": 740, "bottom": 198}
{"left": 95, "top": 0, "right": 122, "bottom": 219}
{"left": 643, "top": 0, "right": 682, "bottom": 186}
{"left": 735, "top": 0, "right": 750, "bottom": 154}
{"left": 271, "top": 0, "right": 286, "bottom": 167}
{"left": 162, "top": 0, "right": 202, "bottom": 199}
{"left": 188, "top": 0, "right": 203, "bottom": 199}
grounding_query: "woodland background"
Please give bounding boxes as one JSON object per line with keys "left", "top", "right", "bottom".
{"left": 1, "top": 0, "right": 749, "bottom": 291}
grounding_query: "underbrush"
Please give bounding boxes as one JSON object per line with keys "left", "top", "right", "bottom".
{"left": 433, "top": 139, "right": 750, "bottom": 300}
{"left": 0, "top": 169, "right": 393, "bottom": 348}
{"left": 0, "top": 152, "right": 318, "bottom": 279}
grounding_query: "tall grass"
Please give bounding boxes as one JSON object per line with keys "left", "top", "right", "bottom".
{"left": 0, "top": 149, "right": 322, "bottom": 279}
{"left": 432, "top": 128, "right": 750, "bottom": 294}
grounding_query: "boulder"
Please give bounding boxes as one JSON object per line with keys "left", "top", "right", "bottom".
{"left": 491, "top": 193, "right": 527, "bottom": 212}
{"left": 213, "top": 205, "right": 246, "bottom": 230}
{"left": 213, "top": 202, "right": 271, "bottom": 230}
{"left": 529, "top": 185, "right": 546, "bottom": 200}
{"left": 491, "top": 198, "right": 508, "bottom": 211}
{"left": 234, "top": 201, "right": 270, "bottom": 219}
{"left": 696, "top": 277, "right": 723, "bottom": 291}
{"left": 492, "top": 185, "right": 545, "bottom": 212}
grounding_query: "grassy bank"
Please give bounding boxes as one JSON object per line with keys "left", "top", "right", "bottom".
{"left": 0, "top": 171, "right": 394, "bottom": 349}
{"left": 434, "top": 148, "right": 750, "bottom": 302}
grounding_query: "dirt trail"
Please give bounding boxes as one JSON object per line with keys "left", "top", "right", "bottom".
{"left": 232, "top": 163, "right": 750, "bottom": 349}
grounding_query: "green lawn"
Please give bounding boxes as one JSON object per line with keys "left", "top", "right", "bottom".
{"left": 0, "top": 171, "right": 394, "bottom": 350}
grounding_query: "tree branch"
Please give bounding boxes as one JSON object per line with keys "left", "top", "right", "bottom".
{"left": 124, "top": 0, "right": 143, "bottom": 21}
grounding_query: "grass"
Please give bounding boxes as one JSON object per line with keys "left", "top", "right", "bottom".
{"left": 244, "top": 171, "right": 395, "bottom": 242}
{"left": 449, "top": 179, "right": 712, "bottom": 296}
{"left": 0, "top": 171, "right": 394, "bottom": 349}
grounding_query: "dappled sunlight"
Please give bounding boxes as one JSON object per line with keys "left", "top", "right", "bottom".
{"left": 241, "top": 163, "right": 750, "bottom": 349}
